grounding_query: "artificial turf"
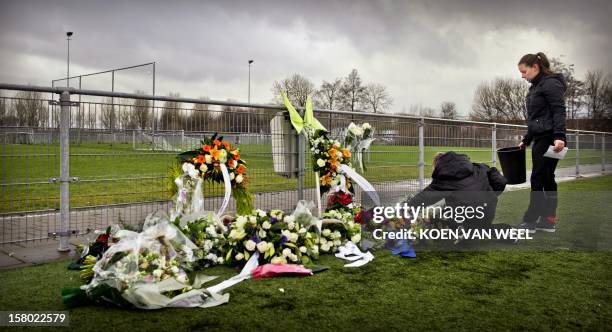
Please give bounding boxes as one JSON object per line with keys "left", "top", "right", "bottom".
{"left": 0, "top": 175, "right": 610, "bottom": 331}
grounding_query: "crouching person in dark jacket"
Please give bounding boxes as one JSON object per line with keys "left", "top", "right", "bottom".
{"left": 407, "top": 152, "right": 510, "bottom": 232}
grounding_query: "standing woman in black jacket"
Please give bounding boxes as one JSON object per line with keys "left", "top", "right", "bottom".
{"left": 517, "top": 52, "right": 567, "bottom": 233}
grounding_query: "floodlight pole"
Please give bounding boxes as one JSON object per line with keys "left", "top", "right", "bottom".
{"left": 152, "top": 62, "right": 156, "bottom": 134}
{"left": 248, "top": 60, "right": 253, "bottom": 104}
{"left": 66, "top": 32, "right": 73, "bottom": 87}
{"left": 248, "top": 59, "right": 253, "bottom": 134}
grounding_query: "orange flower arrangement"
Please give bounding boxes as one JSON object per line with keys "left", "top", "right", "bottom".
{"left": 320, "top": 172, "right": 333, "bottom": 185}
{"left": 328, "top": 148, "right": 338, "bottom": 160}
{"left": 309, "top": 130, "right": 354, "bottom": 195}
{"left": 175, "top": 133, "right": 254, "bottom": 215}
{"left": 210, "top": 146, "right": 221, "bottom": 161}
{"left": 177, "top": 133, "right": 249, "bottom": 190}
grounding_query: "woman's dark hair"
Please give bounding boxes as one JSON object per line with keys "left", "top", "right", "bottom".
{"left": 518, "top": 52, "right": 554, "bottom": 75}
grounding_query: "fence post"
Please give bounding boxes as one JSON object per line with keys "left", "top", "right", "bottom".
{"left": 603, "top": 134, "right": 606, "bottom": 173}
{"left": 575, "top": 131, "right": 580, "bottom": 178}
{"left": 297, "top": 132, "right": 305, "bottom": 201}
{"left": 492, "top": 123, "right": 497, "bottom": 168}
{"left": 58, "top": 91, "right": 71, "bottom": 252}
{"left": 418, "top": 118, "right": 425, "bottom": 191}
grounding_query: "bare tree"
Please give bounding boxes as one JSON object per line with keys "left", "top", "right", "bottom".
{"left": 119, "top": 100, "right": 138, "bottom": 130}
{"left": 132, "top": 91, "right": 151, "bottom": 129}
{"left": 315, "top": 78, "right": 342, "bottom": 110}
{"left": 101, "top": 97, "right": 117, "bottom": 130}
{"left": 0, "top": 98, "right": 17, "bottom": 126}
{"left": 74, "top": 106, "right": 84, "bottom": 129}
{"left": 501, "top": 79, "right": 529, "bottom": 120}
{"left": 421, "top": 107, "right": 436, "bottom": 117}
{"left": 338, "top": 69, "right": 365, "bottom": 112}
{"left": 584, "top": 70, "right": 611, "bottom": 119}
{"left": 160, "top": 92, "right": 184, "bottom": 130}
{"left": 550, "top": 57, "right": 584, "bottom": 119}
{"left": 470, "top": 83, "right": 498, "bottom": 121}
{"left": 605, "top": 83, "right": 612, "bottom": 119}
{"left": 13, "top": 91, "right": 46, "bottom": 127}
{"left": 362, "top": 83, "right": 393, "bottom": 113}
{"left": 409, "top": 104, "right": 436, "bottom": 117}
{"left": 189, "top": 97, "right": 210, "bottom": 131}
{"left": 272, "top": 74, "right": 315, "bottom": 107}
{"left": 439, "top": 101, "right": 457, "bottom": 119}
{"left": 0, "top": 98, "right": 5, "bottom": 124}
{"left": 470, "top": 78, "right": 528, "bottom": 121}
{"left": 86, "top": 105, "right": 97, "bottom": 129}
{"left": 217, "top": 104, "right": 244, "bottom": 133}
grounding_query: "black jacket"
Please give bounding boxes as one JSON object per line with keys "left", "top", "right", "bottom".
{"left": 522, "top": 72, "right": 567, "bottom": 145}
{"left": 408, "top": 152, "right": 507, "bottom": 227}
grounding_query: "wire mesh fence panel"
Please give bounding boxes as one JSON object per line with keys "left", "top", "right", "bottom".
{"left": 0, "top": 96, "right": 61, "bottom": 244}
{"left": 1, "top": 85, "right": 611, "bottom": 246}
{"left": 573, "top": 132, "right": 609, "bottom": 176}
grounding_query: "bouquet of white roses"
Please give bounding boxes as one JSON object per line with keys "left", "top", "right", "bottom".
{"left": 318, "top": 217, "right": 362, "bottom": 253}
{"left": 225, "top": 209, "right": 319, "bottom": 265}
{"left": 318, "top": 190, "right": 362, "bottom": 253}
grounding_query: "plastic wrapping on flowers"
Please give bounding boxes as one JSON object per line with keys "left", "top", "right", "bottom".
{"left": 344, "top": 122, "right": 375, "bottom": 173}
{"left": 172, "top": 212, "right": 228, "bottom": 269}
{"left": 171, "top": 167, "right": 205, "bottom": 221}
{"left": 75, "top": 221, "right": 227, "bottom": 309}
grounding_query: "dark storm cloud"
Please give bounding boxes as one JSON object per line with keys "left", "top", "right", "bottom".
{"left": 1, "top": 0, "right": 610, "bottom": 112}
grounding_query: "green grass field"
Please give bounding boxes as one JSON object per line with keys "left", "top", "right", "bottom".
{"left": 0, "top": 142, "right": 608, "bottom": 213}
{"left": 0, "top": 176, "right": 611, "bottom": 331}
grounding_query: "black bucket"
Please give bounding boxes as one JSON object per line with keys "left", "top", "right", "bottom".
{"left": 497, "top": 147, "right": 526, "bottom": 184}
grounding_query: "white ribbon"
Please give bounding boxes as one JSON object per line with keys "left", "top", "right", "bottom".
{"left": 334, "top": 241, "right": 374, "bottom": 267}
{"left": 206, "top": 252, "right": 259, "bottom": 294}
{"left": 339, "top": 164, "right": 380, "bottom": 206}
{"left": 354, "top": 138, "right": 375, "bottom": 173}
{"left": 217, "top": 163, "right": 232, "bottom": 220}
{"left": 315, "top": 172, "right": 322, "bottom": 218}
{"left": 190, "top": 178, "right": 204, "bottom": 214}
{"left": 331, "top": 174, "right": 348, "bottom": 194}
{"left": 357, "top": 138, "right": 375, "bottom": 151}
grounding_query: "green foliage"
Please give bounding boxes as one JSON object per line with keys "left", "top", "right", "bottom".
{"left": 79, "top": 255, "right": 97, "bottom": 284}
{"left": 166, "top": 162, "right": 183, "bottom": 199}
{"left": 233, "top": 187, "right": 255, "bottom": 215}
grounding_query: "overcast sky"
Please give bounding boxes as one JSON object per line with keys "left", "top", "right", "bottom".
{"left": 1, "top": 0, "right": 611, "bottom": 116}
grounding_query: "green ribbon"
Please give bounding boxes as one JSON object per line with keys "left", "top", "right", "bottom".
{"left": 281, "top": 91, "right": 326, "bottom": 134}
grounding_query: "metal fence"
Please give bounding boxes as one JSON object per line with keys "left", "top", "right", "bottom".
{"left": 1, "top": 83, "right": 610, "bottom": 248}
